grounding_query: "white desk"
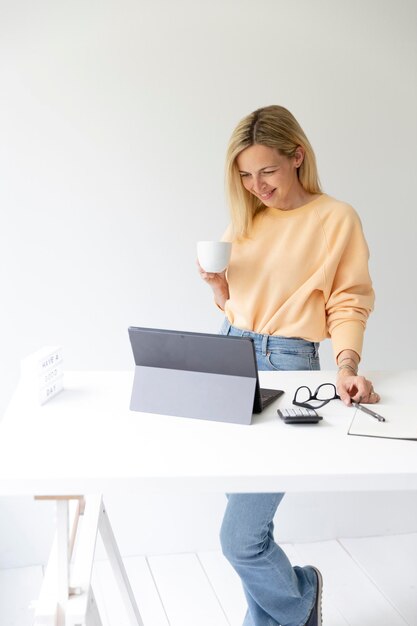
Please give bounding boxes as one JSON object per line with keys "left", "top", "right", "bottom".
{"left": 0, "top": 370, "right": 416, "bottom": 625}
{"left": 1, "top": 370, "right": 417, "bottom": 496}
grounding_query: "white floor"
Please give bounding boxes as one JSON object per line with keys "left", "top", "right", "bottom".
{"left": 1, "top": 533, "right": 416, "bottom": 626}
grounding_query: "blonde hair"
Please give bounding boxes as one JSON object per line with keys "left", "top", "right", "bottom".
{"left": 225, "top": 105, "right": 322, "bottom": 239}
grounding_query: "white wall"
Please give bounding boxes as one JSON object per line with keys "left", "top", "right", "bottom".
{"left": 1, "top": 0, "right": 416, "bottom": 568}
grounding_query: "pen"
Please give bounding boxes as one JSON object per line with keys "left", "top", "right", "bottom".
{"left": 352, "top": 402, "right": 386, "bottom": 422}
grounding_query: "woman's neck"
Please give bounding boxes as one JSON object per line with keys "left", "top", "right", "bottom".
{"left": 276, "top": 183, "right": 319, "bottom": 211}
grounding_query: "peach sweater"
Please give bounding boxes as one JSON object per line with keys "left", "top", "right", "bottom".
{"left": 222, "top": 194, "right": 375, "bottom": 360}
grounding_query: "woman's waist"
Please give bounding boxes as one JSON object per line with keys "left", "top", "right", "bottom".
{"left": 219, "top": 319, "right": 320, "bottom": 354}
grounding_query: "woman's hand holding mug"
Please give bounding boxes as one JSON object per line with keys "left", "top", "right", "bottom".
{"left": 197, "top": 241, "right": 231, "bottom": 310}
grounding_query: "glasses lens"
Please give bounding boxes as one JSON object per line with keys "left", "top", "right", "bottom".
{"left": 294, "top": 386, "right": 312, "bottom": 404}
{"left": 304, "top": 398, "right": 326, "bottom": 408}
{"left": 315, "top": 383, "right": 337, "bottom": 401}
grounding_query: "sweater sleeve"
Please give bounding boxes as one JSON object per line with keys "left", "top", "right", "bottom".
{"left": 324, "top": 206, "right": 375, "bottom": 361}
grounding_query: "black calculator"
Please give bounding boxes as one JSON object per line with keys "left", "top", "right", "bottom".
{"left": 277, "top": 407, "right": 322, "bottom": 424}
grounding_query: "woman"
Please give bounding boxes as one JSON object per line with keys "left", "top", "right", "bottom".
{"left": 198, "top": 105, "right": 379, "bottom": 626}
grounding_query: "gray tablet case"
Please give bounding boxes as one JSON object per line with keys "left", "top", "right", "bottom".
{"left": 128, "top": 326, "right": 282, "bottom": 425}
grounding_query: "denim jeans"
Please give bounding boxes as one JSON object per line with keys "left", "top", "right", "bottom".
{"left": 218, "top": 319, "right": 320, "bottom": 626}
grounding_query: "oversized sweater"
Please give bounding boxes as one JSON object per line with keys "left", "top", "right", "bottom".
{"left": 221, "top": 193, "right": 375, "bottom": 360}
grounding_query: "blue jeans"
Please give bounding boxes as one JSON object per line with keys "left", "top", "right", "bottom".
{"left": 218, "top": 320, "right": 320, "bottom": 626}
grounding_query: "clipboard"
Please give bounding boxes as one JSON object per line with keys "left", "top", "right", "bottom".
{"left": 348, "top": 404, "right": 417, "bottom": 440}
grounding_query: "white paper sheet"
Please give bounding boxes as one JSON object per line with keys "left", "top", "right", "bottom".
{"left": 348, "top": 404, "right": 417, "bottom": 440}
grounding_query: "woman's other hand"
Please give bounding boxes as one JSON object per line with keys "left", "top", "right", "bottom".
{"left": 197, "top": 260, "right": 230, "bottom": 310}
{"left": 336, "top": 370, "right": 380, "bottom": 406}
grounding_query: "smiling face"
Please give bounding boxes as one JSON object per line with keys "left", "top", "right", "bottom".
{"left": 236, "top": 144, "right": 305, "bottom": 209}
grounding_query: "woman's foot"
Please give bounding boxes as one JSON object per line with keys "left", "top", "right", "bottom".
{"left": 304, "top": 566, "right": 323, "bottom": 626}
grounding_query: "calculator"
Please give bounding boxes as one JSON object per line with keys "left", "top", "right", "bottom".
{"left": 277, "top": 407, "right": 322, "bottom": 424}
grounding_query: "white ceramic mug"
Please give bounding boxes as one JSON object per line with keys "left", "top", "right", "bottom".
{"left": 197, "top": 241, "right": 232, "bottom": 273}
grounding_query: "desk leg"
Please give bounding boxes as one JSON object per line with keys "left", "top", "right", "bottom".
{"left": 34, "top": 495, "right": 144, "bottom": 626}
{"left": 66, "top": 495, "right": 102, "bottom": 626}
{"left": 56, "top": 500, "right": 69, "bottom": 624}
{"left": 99, "top": 500, "right": 144, "bottom": 626}
{"left": 34, "top": 497, "right": 82, "bottom": 626}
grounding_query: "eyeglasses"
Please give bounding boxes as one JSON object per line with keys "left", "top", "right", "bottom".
{"left": 293, "top": 383, "right": 340, "bottom": 409}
